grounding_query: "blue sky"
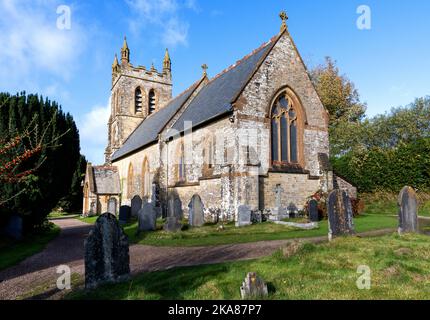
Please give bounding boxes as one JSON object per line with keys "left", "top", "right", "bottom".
{"left": 0, "top": 0, "right": 429, "bottom": 164}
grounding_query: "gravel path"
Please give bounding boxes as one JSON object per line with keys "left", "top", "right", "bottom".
{"left": 0, "top": 218, "right": 395, "bottom": 300}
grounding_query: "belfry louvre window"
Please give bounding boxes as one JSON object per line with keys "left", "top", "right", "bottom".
{"left": 148, "top": 90, "right": 156, "bottom": 115}
{"left": 271, "top": 93, "right": 299, "bottom": 164}
{"left": 135, "top": 88, "right": 143, "bottom": 113}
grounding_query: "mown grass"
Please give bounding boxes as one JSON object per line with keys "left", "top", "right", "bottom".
{"left": 120, "top": 214, "right": 396, "bottom": 247}
{"left": 78, "top": 216, "right": 99, "bottom": 225}
{"left": 48, "top": 211, "right": 80, "bottom": 219}
{"left": 67, "top": 233, "right": 430, "bottom": 300}
{"left": 0, "top": 222, "right": 60, "bottom": 271}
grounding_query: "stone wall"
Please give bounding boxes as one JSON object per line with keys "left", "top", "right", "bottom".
{"left": 260, "top": 172, "right": 320, "bottom": 211}
{"left": 236, "top": 31, "right": 329, "bottom": 177}
{"left": 106, "top": 63, "right": 173, "bottom": 163}
{"left": 107, "top": 30, "right": 331, "bottom": 221}
{"left": 114, "top": 143, "right": 160, "bottom": 206}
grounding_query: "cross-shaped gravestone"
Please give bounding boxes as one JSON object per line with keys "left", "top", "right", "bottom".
{"left": 273, "top": 184, "right": 284, "bottom": 208}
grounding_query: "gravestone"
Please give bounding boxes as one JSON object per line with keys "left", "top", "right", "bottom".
{"left": 269, "top": 184, "right": 288, "bottom": 221}
{"left": 287, "top": 203, "right": 299, "bottom": 218}
{"left": 107, "top": 198, "right": 117, "bottom": 216}
{"left": 173, "top": 198, "right": 183, "bottom": 220}
{"left": 236, "top": 205, "right": 252, "bottom": 227}
{"left": 84, "top": 213, "right": 130, "bottom": 289}
{"left": 164, "top": 193, "right": 183, "bottom": 232}
{"left": 188, "top": 194, "right": 205, "bottom": 227}
{"left": 164, "top": 216, "right": 182, "bottom": 232}
{"left": 398, "top": 186, "right": 418, "bottom": 234}
{"left": 308, "top": 199, "right": 319, "bottom": 222}
{"left": 240, "top": 272, "right": 268, "bottom": 299}
{"left": 119, "top": 206, "right": 131, "bottom": 225}
{"left": 327, "top": 189, "right": 355, "bottom": 240}
{"left": 137, "top": 202, "right": 157, "bottom": 233}
{"left": 274, "top": 184, "right": 284, "bottom": 208}
{"left": 89, "top": 201, "right": 97, "bottom": 216}
{"left": 251, "top": 211, "right": 263, "bottom": 224}
{"left": 3, "top": 215, "right": 23, "bottom": 240}
{"left": 131, "top": 195, "right": 142, "bottom": 218}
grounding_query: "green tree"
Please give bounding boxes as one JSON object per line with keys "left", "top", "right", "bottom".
{"left": 0, "top": 92, "right": 82, "bottom": 231}
{"left": 57, "top": 155, "right": 87, "bottom": 213}
{"left": 311, "top": 57, "right": 367, "bottom": 126}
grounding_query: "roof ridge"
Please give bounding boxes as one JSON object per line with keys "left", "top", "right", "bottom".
{"left": 144, "top": 78, "right": 201, "bottom": 120}
{"left": 207, "top": 37, "right": 276, "bottom": 84}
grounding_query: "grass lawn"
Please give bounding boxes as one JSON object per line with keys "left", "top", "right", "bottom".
{"left": 0, "top": 223, "right": 60, "bottom": 271}
{"left": 67, "top": 233, "right": 430, "bottom": 300}
{"left": 78, "top": 216, "right": 99, "bottom": 224}
{"left": 120, "top": 214, "right": 396, "bottom": 247}
{"left": 48, "top": 211, "right": 80, "bottom": 219}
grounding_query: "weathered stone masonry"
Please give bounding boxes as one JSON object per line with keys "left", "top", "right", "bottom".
{"left": 88, "top": 14, "right": 352, "bottom": 222}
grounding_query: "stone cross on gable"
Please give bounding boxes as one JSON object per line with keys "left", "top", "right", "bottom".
{"left": 279, "top": 10, "right": 288, "bottom": 32}
{"left": 273, "top": 184, "right": 284, "bottom": 208}
{"left": 201, "top": 64, "right": 208, "bottom": 76}
{"left": 279, "top": 11, "right": 288, "bottom": 22}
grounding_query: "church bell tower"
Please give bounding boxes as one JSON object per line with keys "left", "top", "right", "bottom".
{"left": 105, "top": 37, "right": 173, "bottom": 164}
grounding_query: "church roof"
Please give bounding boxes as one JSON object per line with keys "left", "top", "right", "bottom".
{"left": 112, "top": 38, "right": 274, "bottom": 161}
{"left": 92, "top": 166, "right": 121, "bottom": 195}
{"left": 111, "top": 81, "right": 200, "bottom": 161}
{"left": 171, "top": 41, "right": 272, "bottom": 133}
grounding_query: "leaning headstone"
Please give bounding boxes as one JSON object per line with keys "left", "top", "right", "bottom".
{"left": 131, "top": 195, "right": 143, "bottom": 218}
{"left": 188, "top": 194, "right": 205, "bottom": 227}
{"left": 240, "top": 272, "right": 268, "bottom": 299}
{"left": 119, "top": 206, "right": 131, "bottom": 225}
{"left": 84, "top": 213, "right": 130, "bottom": 289}
{"left": 398, "top": 186, "right": 418, "bottom": 234}
{"left": 3, "top": 215, "right": 23, "bottom": 240}
{"left": 308, "top": 199, "right": 319, "bottom": 222}
{"left": 327, "top": 189, "right": 355, "bottom": 240}
{"left": 236, "top": 205, "right": 252, "bottom": 227}
{"left": 137, "top": 202, "right": 157, "bottom": 233}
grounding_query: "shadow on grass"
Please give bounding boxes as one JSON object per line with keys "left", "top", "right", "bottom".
{"left": 67, "top": 263, "right": 236, "bottom": 300}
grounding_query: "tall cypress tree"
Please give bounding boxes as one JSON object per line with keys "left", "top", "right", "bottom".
{"left": 0, "top": 92, "right": 82, "bottom": 231}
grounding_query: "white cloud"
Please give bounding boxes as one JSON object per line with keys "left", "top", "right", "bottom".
{"left": 126, "top": 0, "right": 193, "bottom": 47}
{"left": 0, "top": 0, "right": 87, "bottom": 85}
{"left": 77, "top": 100, "right": 111, "bottom": 164}
{"left": 163, "top": 18, "right": 189, "bottom": 47}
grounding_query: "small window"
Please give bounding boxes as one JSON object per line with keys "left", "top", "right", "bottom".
{"left": 135, "top": 88, "right": 143, "bottom": 113}
{"left": 127, "top": 163, "right": 134, "bottom": 198}
{"left": 148, "top": 90, "right": 156, "bottom": 115}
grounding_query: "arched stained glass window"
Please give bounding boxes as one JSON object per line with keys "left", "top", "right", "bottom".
{"left": 271, "top": 92, "right": 300, "bottom": 165}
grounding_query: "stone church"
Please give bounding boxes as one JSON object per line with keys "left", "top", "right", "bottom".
{"left": 82, "top": 12, "right": 355, "bottom": 219}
